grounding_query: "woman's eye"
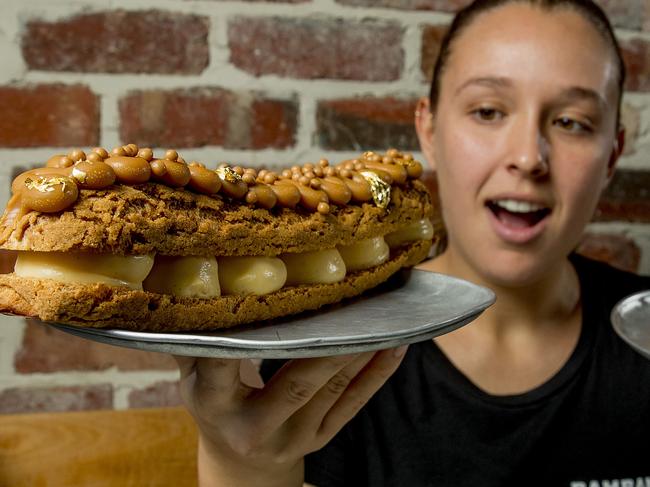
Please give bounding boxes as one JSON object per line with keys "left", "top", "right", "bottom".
{"left": 554, "top": 116, "right": 592, "bottom": 133}
{"left": 471, "top": 107, "right": 503, "bottom": 122}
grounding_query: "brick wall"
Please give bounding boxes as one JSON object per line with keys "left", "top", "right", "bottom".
{"left": 0, "top": 0, "right": 649, "bottom": 414}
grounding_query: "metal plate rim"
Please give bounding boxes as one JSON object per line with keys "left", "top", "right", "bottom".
{"left": 48, "top": 312, "right": 482, "bottom": 359}
{"left": 44, "top": 269, "right": 495, "bottom": 358}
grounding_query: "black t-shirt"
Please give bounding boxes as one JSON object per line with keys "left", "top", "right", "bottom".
{"left": 262, "top": 255, "right": 650, "bottom": 487}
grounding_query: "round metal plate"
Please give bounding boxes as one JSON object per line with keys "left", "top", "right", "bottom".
{"left": 612, "top": 289, "right": 650, "bottom": 360}
{"left": 48, "top": 269, "right": 495, "bottom": 358}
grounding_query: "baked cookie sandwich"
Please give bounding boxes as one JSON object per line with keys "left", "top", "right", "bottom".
{"left": 0, "top": 145, "right": 434, "bottom": 331}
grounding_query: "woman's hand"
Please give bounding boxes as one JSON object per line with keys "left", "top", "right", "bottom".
{"left": 174, "top": 346, "right": 408, "bottom": 487}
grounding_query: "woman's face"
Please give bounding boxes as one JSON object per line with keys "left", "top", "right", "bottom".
{"left": 418, "top": 3, "right": 623, "bottom": 287}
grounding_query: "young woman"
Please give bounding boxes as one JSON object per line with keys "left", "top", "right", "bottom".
{"left": 175, "top": 1, "right": 650, "bottom": 485}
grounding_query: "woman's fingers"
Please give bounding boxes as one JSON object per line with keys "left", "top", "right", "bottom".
{"left": 289, "top": 351, "right": 377, "bottom": 430}
{"left": 194, "top": 357, "right": 243, "bottom": 396}
{"left": 173, "top": 354, "right": 197, "bottom": 379}
{"left": 174, "top": 356, "right": 245, "bottom": 413}
{"left": 246, "top": 353, "right": 361, "bottom": 432}
{"left": 314, "top": 346, "right": 408, "bottom": 447}
{"left": 240, "top": 359, "right": 264, "bottom": 389}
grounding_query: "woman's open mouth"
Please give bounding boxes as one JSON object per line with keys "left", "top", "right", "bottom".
{"left": 486, "top": 198, "right": 552, "bottom": 243}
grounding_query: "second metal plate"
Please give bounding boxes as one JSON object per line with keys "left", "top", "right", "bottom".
{"left": 612, "top": 289, "right": 650, "bottom": 360}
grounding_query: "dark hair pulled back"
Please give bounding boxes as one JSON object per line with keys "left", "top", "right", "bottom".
{"left": 429, "top": 0, "right": 625, "bottom": 122}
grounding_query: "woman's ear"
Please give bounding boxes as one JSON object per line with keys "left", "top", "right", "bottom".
{"left": 415, "top": 97, "right": 437, "bottom": 171}
{"left": 603, "top": 126, "right": 625, "bottom": 188}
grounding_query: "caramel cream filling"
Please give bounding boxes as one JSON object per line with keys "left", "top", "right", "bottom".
{"left": 14, "top": 252, "right": 154, "bottom": 290}
{"left": 337, "top": 236, "right": 389, "bottom": 272}
{"left": 12, "top": 220, "right": 432, "bottom": 297}
{"left": 142, "top": 255, "right": 220, "bottom": 298}
{"left": 384, "top": 218, "right": 434, "bottom": 248}
{"left": 218, "top": 256, "right": 287, "bottom": 296}
{"left": 280, "top": 249, "right": 347, "bottom": 287}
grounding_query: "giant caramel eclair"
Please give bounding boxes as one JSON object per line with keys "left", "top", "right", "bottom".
{"left": 0, "top": 145, "right": 433, "bottom": 331}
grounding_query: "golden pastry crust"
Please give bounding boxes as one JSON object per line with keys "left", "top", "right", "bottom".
{"left": 0, "top": 179, "right": 432, "bottom": 256}
{"left": 0, "top": 240, "right": 429, "bottom": 331}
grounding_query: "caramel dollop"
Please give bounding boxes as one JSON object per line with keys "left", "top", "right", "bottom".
{"left": 12, "top": 167, "right": 71, "bottom": 194}
{"left": 341, "top": 173, "right": 373, "bottom": 202}
{"left": 188, "top": 164, "right": 222, "bottom": 195}
{"left": 319, "top": 176, "right": 352, "bottom": 206}
{"left": 217, "top": 167, "right": 248, "bottom": 199}
{"left": 275, "top": 179, "right": 328, "bottom": 213}
{"left": 104, "top": 156, "right": 152, "bottom": 184}
{"left": 71, "top": 160, "right": 116, "bottom": 189}
{"left": 46, "top": 155, "right": 74, "bottom": 168}
{"left": 362, "top": 160, "right": 407, "bottom": 185}
{"left": 270, "top": 181, "right": 301, "bottom": 208}
{"left": 23, "top": 176, "right": 79, "bottom": 213}
{"left": 246, "top": 184, "right": 278, "bottom": 209}
{"left": 151, "top": 158, "right": 191, "bottom": 188}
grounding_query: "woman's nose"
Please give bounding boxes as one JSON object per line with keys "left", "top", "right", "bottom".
{"left": 507, "top": 124, "right": 549, "bottom": 178}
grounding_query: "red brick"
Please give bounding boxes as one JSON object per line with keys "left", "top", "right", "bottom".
{"left": 0, "top": 84, "right": 99, "bottom": 148}
{"left": 335, "top": 0, "right": 470, "bottom": 11}
{"left": 120, "top": 89, "right": 228, "bottom": 149}
{"left": 316, "top": 97, "right": 419, "bottom": 150}
{"left": 14, "top": 320, "right": 177, "bottom": 373}
{"left": 0, "top": 384, "right": 112, "bottom": 414}
{"left": 577, "top": 232, "right": 641, "bottom": 273}
{"left": 596, "top": 170, "right": 650, "bottom": 223}
{"left": 228, "top": 17, "right": 403, "bottom": 81}
{"left": 128, "top": 381, "right": 182, "bottom": 409}
{"left": 620, "top": 37, "right": 650, "bottom": 92}
{"left": 22, "top": 10, "right": 209, "bottom": 75}
{"left": 421, "top": 25, "right": 448, "bottom": 82}
{"left": 119, "top": 88, "right": 297, "bottom": 149}
{"left": 250, "top": 98, "right": 297, "bottom": 149}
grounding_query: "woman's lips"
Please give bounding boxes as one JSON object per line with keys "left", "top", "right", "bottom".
{"left": 485, "top": 201, "right": 551, "bottom": 244}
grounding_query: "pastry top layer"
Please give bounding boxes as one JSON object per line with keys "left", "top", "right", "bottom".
{"left": 0, "top": 146, "right": 432, "bottom": 256}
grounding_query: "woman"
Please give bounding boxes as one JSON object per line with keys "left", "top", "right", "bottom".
{"left": 175, "top": 1, "right": 650, "bottom": 485}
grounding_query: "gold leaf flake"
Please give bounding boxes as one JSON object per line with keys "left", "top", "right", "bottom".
{"left": 360, "top": 171, "right": 391, "bottom": 209}
{"left": 216, "top": 166, "right": 242, "bottom": 183}
{"left": 24, "top": 176, "right": 70, "bottom": 193}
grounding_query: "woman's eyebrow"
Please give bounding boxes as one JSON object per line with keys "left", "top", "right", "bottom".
{"left": 455, "top": 76, "right": 513, "bottom": 95}
{"left": 454, "top": 77, "right": 609, "bottom": 114}
{"left": 556, "top": 86, "right": 606, "bottom": 109}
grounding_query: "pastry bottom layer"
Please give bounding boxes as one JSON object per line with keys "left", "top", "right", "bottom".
{"left": 0, "top": 240, "right": 430, "bottom": 332}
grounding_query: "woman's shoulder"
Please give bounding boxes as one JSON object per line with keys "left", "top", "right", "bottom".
{"left": 570, "top": 253, "right": 650, "bottom": 317}
{"left": 571, "top": 252, "right": 650, "bottom": 289}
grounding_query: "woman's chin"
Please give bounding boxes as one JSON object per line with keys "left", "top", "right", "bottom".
{"left": 464, "top": 252, "right": 566, "bottom": 290}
